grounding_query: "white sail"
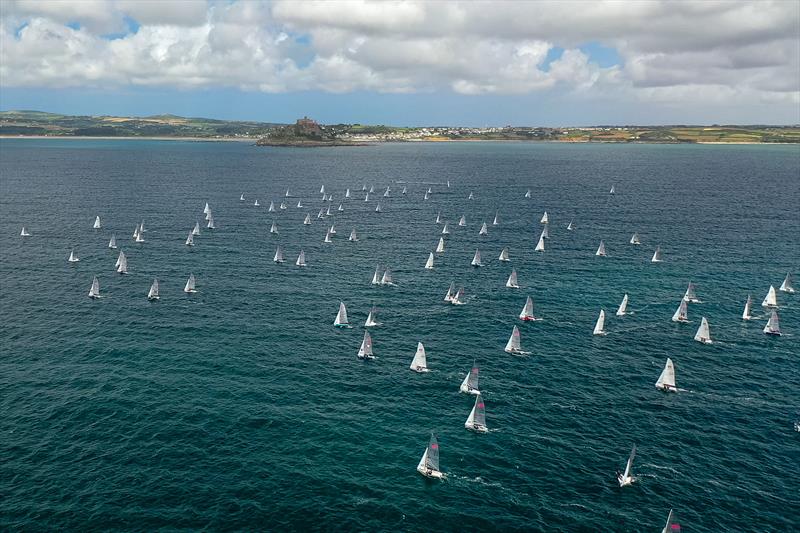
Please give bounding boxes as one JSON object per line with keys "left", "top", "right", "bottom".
{"left": 595, "top": 240, "right": 606, "bottom": 257}
{"left": 270, "top": 222, "right": 278, "bottom": 234}
{"left": 185, "top": 232, "right": 194, "bottom": 246}
{"left": 525, "top": 189, "right": 531, "bottom": 198}
{"left": 471, "top": 249, "right": 482, "bottom": 267}
{"left": 742, "top": 295, "right": 752, "bottom": 320}
{"left": 147, "top": 278, "right": 160, "bottom": 300}
{"left": 334, "top": 301, "right": 350, "bottom": 328}
{"left": 68, "top": 249, "right": 79, "bottom": 263}
{"left": 651, "top": 246, "right": 663, "bottom": 263}
{"left": 345, "top": 188, "right": 351, "bottom": 198}
{"left": 519, "top": 296, "right": 538, "bottom": 321}
{"left": 541, "top": 224, "right": 549, "bottom": 239}
{"left": 468, "top": 192, "right": 474, "bottom": 200}
{"left": 296, "top": 250, "right": 306, "bottom": 267}
{"left": 115, "top": 250, "right": 122, "bottom": 268}
{"left": 459, "top": 215, "right": 466, "bottom": 227}
{"left": 425, "top": 252, "right": 435, "bottom": 270}
{"left": 671, "top": 299, "right": 689, "bottom": 322}
{"left": 566, "top": 220, "right": 574, "bottom": 231}
{"left": 779, "top": 273, "right": 794, "bottom": 293}
{"left": 381, "top": 268, "right": 394, "bottom": 285}
{"left": 338, "top": 203, "right": 344, "bottom": 212}
{"left": 616, "top": 294, "right": 629, "bottom": 316}
{"left": 451, "top": 287, "right": 466, "bottom": 305}
{"left": 409, "top": 342, "right": 429, "bottom": 372}
{"left": 655, "top": 358, "right": 677, "bottom": 391}
{"left": 280, "top": 201, "right": 287, "bottom": 210}
{"left": 304, "top": 213, "right": 312, "bottom": 225}
{"left": 465, "top": 393, "right": 487, "bottom": 432}
{"left": 357, "top": 330, "right": 374, "bottom": 359}
{"left": 593, "top": 309, "right": 606, "bottom": 335}
{"left": 617, "top": 444, "right": 636, "bottom": 486}
{"left": 108, "top": 234, "right": 117, "bottom": 249}
{"left": 204, "top": 202, "right": 211, "bottom": 214}
{"left": 327, "top": 205, "right": 333, "bottom": 216}
{"left": 540, "top": 211, "right": 549, "bottom": 224}
{"left": 762, "top": 285, "right": 778, "bottom": 307}
{"left": 116, "top": 252, "right": 127, "bottom": 274}
{"left": 192, "top": 222, "right": 201, "bottom": 235}
{"left": 132, "top": 225, "right": 140, "bottom": 239}
{"left": 364, "top": 192, "right": 370, "bottom": 202}
{"left": 630, "top": 232, "right": 640, "bottom": 245}
{"left": 349, "top": 228, "right": 358, "bottom": 242}
{"left": 255, "top": 199, "right": 261, "bottom": 207}
{"left": 383, "top": 187, "right": 390, "bottom": 197}
{"left": 493, "top": 211, "right": 499, "bottom": 226}
{"left": 329, "top": 223, "right": 336, "bottom": 234}
{"left": 317, "top": 208, "right": 325, "bottom": 219}
{"left": 320, "top": 184, "right": 326, "bottom": 194}
{"left": 273, "top": 245, "right": 284, "bottom": 263}
{"left": 416, "top": 433, "right": 442, "bottom": 478}
{"left": 459, "top": 362, "right": 480, "bottom": 394}
{"left": 694, "top": 316, "right": 712, "bottom": 344}
{"left": 375, "top": 203, "right": 382, "bottom": 213}
{"left": 135, "top": 228, "right": 145, "bottom": 242}
{"left": 93, "top": 215, "right": 101, "bottom": 229}
{"left": 324, "top": 231, "right": 332, "bottom": 243}
{"left": 435, "top": 212, "right": 442, "bottom": 224}
{"left": 139, "top": 220, "right": 146, "bottom": 233}
{"left": 444, "top": 282, "right": 455, "bottom": 302}
{"left": 436, "top": 237, "right": 445, "bottom": 253}
{"left": 285, "top": 188, "right": 290, "bottom": 197}
{"left": 371, "top": 265, "right": 381, "bottom": 285}
{"left": 268, "top": 201, "right": 274, "bottom": 212}
{"left": 402, "top": 186, "right": 407, "bottom": 195}
{"left": 535, "top": 234, "right": 545, "bottom": 252}
{"left": 297, "top": 200, "right": 304, "bottom": 208}
{"left": 441, "top": 223, "right": 449, "bottom": 235}
{"left": 504, "top": 325, "right": 527, "bottom": 354}
{"left": 240, "top": 193, "right": 245, "bottom": 201}
{"left": 369, "top": 185, "right": 375, "bottom": 194}
{"left": 763, "top": 310, "right": 781, "bottom": 336}
{"left": 683, "top": 282, "right": 699, "bottom": 302}
{"left": 499, "top": 247, "right": 509, "bottom": 261}
{"left": 609, "top": 185, "right": 615, "bottom": 194}
{"left": 479, "top": 222, "right": 488, "bottom": 235}
{"left": 184, "top": 274, "right": 196, "bottom": 293}
{"left": 364, "top": 306, "right": 380, "bottom": 327}
{"left": 206, "top": 217, "right": 215, "bottom": 229}
{"left": 362, "top": 184, "right": 367, "bottom": 191}
{"left": 88, "top": 276, "right": 100, "bottom": 298}
{"left": 661, "top": 509, "right": 678, "bottom": 533}
{"left": 506, "top": 269, "right": 519, "bottom": 288}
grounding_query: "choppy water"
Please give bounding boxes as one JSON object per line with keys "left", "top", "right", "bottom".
{"left": 1, "top": 139, "right": 798, "bottom": 531}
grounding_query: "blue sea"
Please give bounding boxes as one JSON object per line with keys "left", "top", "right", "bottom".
{"left": 1, "top": 139, "right": 798, "bottom": 531}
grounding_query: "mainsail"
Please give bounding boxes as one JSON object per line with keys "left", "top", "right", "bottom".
{"left": 465, "top": 393, "right": 487, "bottom": 432}
{"left": 274, "top": 246, "right": 284, "bottom": 263}
{"left": 147, "top": 278, "right": 160, "bottom": 301}
{"left": 93, "top": 215, "right": 101, "bottom": 229}
{"left": 671, "top": 299, "right": 688, "bottom": 322}
{"left": 334, "top": 301, "right": 350, "bottom": 328}
{"left": 410, "top": 342, "right": 428, "bottom": 372}
{"left": 694, "top": 316, "right": 712, "bottom": 344}
{"left": 184, "top": 274, "right": 196, "bottom": 293}
{"left": 742, "top": 295, "right": 752, "bottom": 320}
{"left": 459, "top": 362, "right": 479, "bottom": 394}
{"left": 762, "top": 285, "right": 778, "bottom": 307}
{"left": 763, "top": 310, "right": 781, "bottom": 336}
{"left": 655, "top": 358, "right": 677, "bottom": 391}
{"left": 425, "top": 252, "right": 435, "bottom": 270}
{"left": 595, "top": 240, "right": 606, "bottom": 257}
{"left": 506, "top": 270, "right": 519, "bottom": 288}
{"left": 499, "top": 247, "right": 510, "bottom": 261}
{"left": 471, "top": 249, "right": 482, "bottom": 267}
{"left": 616, "top": 294, "right": 629, "bottom": 316}
{"left": 357, "top": 330, "right": 374, "bottom": 359}
{"left": 88, "top": 276, "right": 100, "bottom": 299}
{"left": 593, "top": 309, "right": 606, "bottom": 335}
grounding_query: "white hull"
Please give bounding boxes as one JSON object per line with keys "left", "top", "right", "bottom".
{"left": 465, "top": 422, "right": 488, "bottom": 433}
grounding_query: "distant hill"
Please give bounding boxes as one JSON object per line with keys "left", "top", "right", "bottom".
{"left": 0, "top": 110, "right": 284, "bottom": 138}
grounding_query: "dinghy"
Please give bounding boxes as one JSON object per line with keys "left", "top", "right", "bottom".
{"left": 88, "top": 275, "right": 101, "bottom": 299}
{"left": 375, "top": 203, "right": 382, "bottom": 213}
{"left": 630, "top": 232, "right": 641, "bottom": 245}
{"left": 540, "top": 211, "right": 549, "bottom": 224}
{"left": 324, "top": 231, "right": 333, "bottom": 243}
{"left": 317, "top": 208, "right": 325, "bottom": 220}
{"left": 268, "top": 201, "right": 274, "bottom": 212}
{"left": 506, "top": 270, "right": 519, "bottom": 288}
{"left": 337, "top": 203, "right": 344, "bottom": 212}
{"left": 442, "top": 223, "right": 450, "bottom": 235}
{"left": 240, "top": 193, "right": 245, "bottom": 201}
{"left": 479, "top": 222, "right": 488, "bottom": 235}
{"left": 451, "top": 287, "right": 466, "bottom": 305}
{"left": 444, "top": 282, "right": 456, "bottom": 302}
{"left": 255, "top": 199, "right": 261, "bottom": 207}
{"left": 459, "top": 362, "right": 480, "bottom": 394}
{"left": 459, "top": 215, "right": 466, "bottom": 227}
{"left": 742, "top": 295, "right": 752, "bottom": 320}
{"left": 270, "top": 221, "right": 278, "bottom": 234}
{"left": 206, "top": 217, "right": 215, "bottom": 230}
{"left": 192, "top": 222, "right": 201, "bottom": 236}
{"left": 416, "top": 433, "right": 444, "bottom": 479}
{"left": 435, "top": 212, "right": 442, "bottom": 224}
{"left": 616, "top": 294, "right": 629, "bottom": 316}
{"left": 147, "top": 278, "right": 160, "bottom": 301}
{"left": 425, "top": 252, "right": 435, "bottom": 270}
{"left": 762, "top": 285, "right": 778, "bottom": 308}
{"left": 651, "top": 246, "right": 663, "bottom": 263}
{"left": 357, "top": 331, "right": 375, "bottom": 359}
{"left": 436, "top": 237, "right": 445, "bottom": 253}
{"left": 304, "top": 213, "right": 312, "bottom": 225}
{"left": 535, "top": 233, "right": 545, "bottom": 252}
{"left": 525, "top": 189, "right": 531, "bottom": 198}
{"left": 610, "top": 185, "right": 616, "bottom": 195}
{"left": 383, "top": 187, "right": 390, "bottom": 198}
{"left": 298, "top": 200, "right": 304, "bottom": 208}
{"left": 499, "top": 247, "right": 510, "bottom": 261}
{"left": 493, "top": 212, "right": 499, "bottom": 226}
{"left": 345, "top": 188, "right": 351, "bottom": 198}
{"left": 763, "top": 310, "right": 781, "bottom": 336}
{"left": 93, "top": 216, "right": 101, "bottom": 229}
{"left": 204, "top": 202, "right": 210, "bottom": 214}
{"left": 519, "top": 296, "right": 540, "bottom": 321}
{"left": 683, "top": 282, "right": 700, "bottom": 303}
{"left": 334, "top": 302, "right": 351, "bottom": 328}
{"left": 595, "top": 240, "right": 606, "bottom": 257}
{"left": 135, "top": 228, "right": 145, "bottom": 242}
{"left": 108, "top": 234, "right": 117, "bottom": 249}
{"left": 296, "top": 250, "right": 306, "bottom": 267}
{"left": 655, "top": 358, "right": 677, "bottom": 392}
{"left": 504, "top": 325, "right": 529, "bottom": 354}
{"left": 465, "top": 393, "right": 488, "bottom": 433}
{"left": 381, "top": 268, "right": 394, "bottom": 286}
{"left": 68, "top": 249, "right": 79, "bottom": 263}
{"left": 273, "top": 246, "right": 284, "bottom": 263}
{"left": 364, "top": 306, "right": 381, "bottom": 327}
{"left": 617, "top": 444, "right": 636, "bottom": 487}
{"left": 468, "top": 192, "right": 474, "bottom": 200}
{"left": 409, "top": 342, "right": 429, "bottom": 372}
{"left": 116, "top": 252, "right": 127, "bottom": 274}
{"left": 671, "top": 299, "right": 689, "bottom": 323}
{"left": 349, "top": 228, "right": 358, "bottom": 242}
{"left": 593, "top": 309, "right": 607, "bottom": 336}
{"left": 371, "top": 265, "right": 381, "bottom": 285}
{"left": 184, "top": 274, "right": 197, "bottom": 293}
{"left": 566, "top": 220, "right": 574, "bottom": 231}
{"left": 369, "top": 185, "right": 375, "bottom": 194}
{"left": 402, "top": 186, "right": 407, "bottom": 195}
{"left": 780, "top": 273, "right": 795, "bottom": 293}
{"left": 329, "top": 223, "right": 336, "bottom": 235}
{"left": 471, "top": 250, "right": 483, "bottom": 267}
{"left": 694, "top": 317, "right": 712, "bottom": 344}
{"left": 326, "top": 205, "right": 333, "bottom": 216}
{"left": 185, "top": 232, "right": 194, "bottom": 246}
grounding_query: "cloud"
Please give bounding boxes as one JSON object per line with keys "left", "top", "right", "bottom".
{"left": 0, "top": 0, "right": 797, "bottom": 117}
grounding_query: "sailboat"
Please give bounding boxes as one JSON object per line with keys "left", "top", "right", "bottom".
{"left": 416, "top": 433, "right": 444, "bottom": 479}
{"left": 254, "top": 199, "right": 261, "bottom": 207}
{"left": 525, "top": 189, "right": 531, "bottom": 198}
{"left": 655, "top": 358, "right": 677, "bottom": 392}
{"left": 184, "top": 274, "right": 197, "bottom": 293}
{"left": 371, "top": 265, "right": 381, "bottom": 285}
{"left": 409, "top": 342, "right": 429, "bottom": 372}
{"left": 566, "top": 220, "right": 574, "bottom": 231}
{"left": 317, "top": 208, "right": 325, "bottom": 219}
{"left": 425, "top": 252, "right": 435, "bottom": 270}
{"left": 108, "top": 234, "right": 117, "bottom": 249}
{"left": 519, "top": 296, "right": 540, "bottom": 321}
{"left": 504, "top": 325, "right": 529, "bottom": 354}
{"left": 762, "top": 285, "right": 778, "bottom": 308}
{"left": 280, "top": 201, "right": 287, "bottom": 210}
{"left": 285, "top": 188, "right": 290, "bottom": 197}
{"left": 441, "top": 223, "right": 450, "bottom": 235}
{"left": 465, "top": 393, "right": 488, "bottom": 433}
{"left": 381, "top": 268, "right": 394, "bottom": 286}
{"left": 468, "top": 192, "right": 474, "bottom": 200}
{"left": 345, "top": 188, "right": 351, "bottom": 198}
{"left": 661, "top": 509, "right": 680, "bottom": 533}
{"left": 206, "top": 217, "right": 215, "bottom": 229}
{"left": 326, "top": 205, "right": 333, "bottom": 216}
{"left": 616, "top": 294, "right": 629, "bottom": 316}
{"left": 471, "top": 249, "right": 483, "bottom": 267}
{"left": 742, "top": 295, "right": 752, "bottom": 320}
{"left": 192, "top": 222, "right": 201, "bottom": 236}
{"left": 458, "top": 215, "right": 466, "bottom": 227}
{"left": 68, "top": 249, "right": 80, "bottom": 263}
{"left": 435, "top": 212, "right": 442, "bottom": 224}
{"left": 683, "top": 282, "right": 700, "bottom": 303}
{"left": 273, "top": 245, "right": 284, "bottom": 263}
{"left": 329, "top": 223, "right": 336, "bottom": 235}
{"left": 204, "top": 202, "right": 211, "bottom": 214}
{"left": 304, "top": 213, "right": 312, "bottom": 225}
{"left": 493, "top": 211, "right": 499, "bottom": 226}
{"left": 296, "top": 250, "right": 306, "bottom": 267}
{"left": 436, "top": 237, "right": 445, "bottom": 253}
{"left": 135, "top": 228, "right": 145, "bottom": 242}
{"left": 383, "top": 186, "right": 390, "bottom": 197}
{"left": 361, "top": 184, "right": 367, "bottom": 191}
{"left": 479, "top": 222, "right": 488, "bottom": 235}
{"left": 499, "top": 247, "right": 510, "bottom": 261}
{"left": 617, "top": 444, "right": 636, "bottom": 487}
{"left": 297, "top": 200, "right": 304, "bottom": 208}
{"left": 270, "top": 222, "right": 278, "bottom": 234}
{"left": 375, "top": 203, "right": 382, "bottom": 213}
{"left": 540, "top": 211, "right": 549, "bottom": 224}
{"left": 132, "top": 224, "right": 140, "bottom": 239}
{"left": 694, "top": 316, "right": 712, "bottom": 344}
{"left": 451, "top": 287, "right": 466, "bottom": 305}
{"left": 357, "top": 331, "right": 375, "bottom": 359}
{"left": 506, "top": 270, "right": 519, "bottom": 288}
{"left": 539, "top": 224, "right": 549, "bottom": 240}
{"left": 535, "top": 233, "right": 545, "bottom": 252}
{"left": 763, "top": 310, "right": 781, "bottom": 336}
{"left": 630, "top": 232, "right": 641, "bottom": 245}
{"left": 593, "top": 309, "right": 607, "bottom": 336}
{"left": 780, "top": 273, "right": 795, "bottom": 293}
{"left": 364, "top": 306, "right": 381, "bottom": 327}
{"left": 147, "top": 278, "right": 160, "bottom": 301}
{"left": 116, "top": 252, "right": 127, "bottom": 274}
{"left": 609, "top": 185, "right": 616, "bottom": 195}
{"left": 444, "top": 282, "right": 456, "bottom": 302}
{"left": 334, "top": 302, "right": 351, "bottom": 328}
{"left": 349, "top": 228, "right": 358, "bottom": 242}
{"left": 369, "top": 185, "right": 375, "bottom": 194}
{"left": 337, "top": 203, "right": 344, "bottom": 212}
{"left": 139, "top": 219, "right": 147, "bottom": 231}
{"left": 595, "top": 240, "right": 606, "bottom": 257}
{"left": 320, "top": 184, "right": 326, "bottom": 194}
{"left": 671, "top": 299, "right": 689, "bottom": 323}
{"left": 88, "top": 276, "right": 100, "bottom": 299}
{"left": 93, "top": 215, "right": 101, "bottom": 229}
{"left": 185, "top": 232, "right": 194, "bottom": 246}
{"left": 324, "top": 231, "right": 333, "bottom": 243}
{"left": 240, "top": 193, "right": 245, "bottom": 201}
{"left": 365, "top": 192, "right": 370, "bottom": 202}
{"left": 459, "top": 362, "right": 480, "bottom": 394}
{"left": 402, "top": 186, "right": 407, "bottom": 195}
{"left": 651, "top": 246, "right": 663, "bottom": 263}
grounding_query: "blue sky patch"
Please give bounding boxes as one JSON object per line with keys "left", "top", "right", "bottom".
{"left": 579, "top": 42, "right": 622, "bottom": 68}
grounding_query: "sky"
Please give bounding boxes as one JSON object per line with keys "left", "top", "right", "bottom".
{"left": 1, "top": 0, "right": 798, "bottom": 126}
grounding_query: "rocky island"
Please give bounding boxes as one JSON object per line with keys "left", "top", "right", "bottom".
{"left": 255, "top": 117, "right": 368, "bottom": 147}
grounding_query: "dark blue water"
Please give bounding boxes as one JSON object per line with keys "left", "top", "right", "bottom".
{"left": 1, "top": 139, "right": 798, "bottom": 531}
